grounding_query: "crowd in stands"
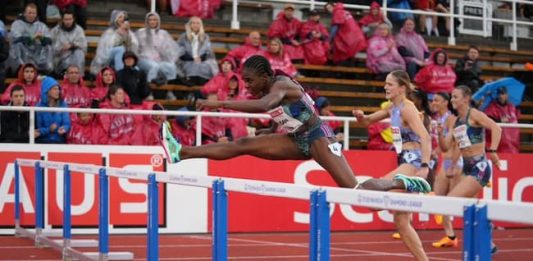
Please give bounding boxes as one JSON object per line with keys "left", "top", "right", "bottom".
{"left": 0, "top": 1, "right": 526, "bottom": 152}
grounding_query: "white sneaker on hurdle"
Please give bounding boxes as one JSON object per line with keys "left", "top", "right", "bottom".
{"left": 394, "top": 174, "right": 431, "bottom": 193}
{"left": 160, "top": 122, "right": 182, "bottom": 164}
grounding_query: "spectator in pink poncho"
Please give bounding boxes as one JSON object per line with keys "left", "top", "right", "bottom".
{"left": 325, "top": 2, "right": 367, "bottom": 65}
{"left": 131, "top": 102, "right": 165, "bottom": 146}
{"left": 96, "top": 85, "right": 135, "bottom": 145}
{"left": 91, "top": 66, "right": 130, "bottom": 107}
{"left": 366, "top": 23, "right": 405, "bottom": 77}
{"left": 170, "top": 107, "right": 196, "bottom": 146}
{"left": 299, "top": 9, "right": 330, "bottom": 65}
{"left": 359, "top": 2, "right": 388, "bottom": 37}
{"left": 267, "top": 4, "right": 304, "bottom": 61}
{"left": 1, "top": 63, "right": 40, "bottom": 106}
{"left": 226, "top": 31, "right": 263, "bottom": 69}
{"left": 216, "top": 72, "right": 250, "bottom": 140}
{"left": 201, "top": 57, "right": 237, "bottom": 95}
{"left": 62, "top": 65, "right": 91, "bottom": 108}
{"left": 395, "top": 17, "right": 429, "bottom": 79}
{"left": 414, "top": 49, "right": 456, "bottom": 94}
{"left": 67, "top": 111, "right": 101, "bottom": 144}
{"left": 261, "top": 38, "right": 298, "bottom": 77}
{"left": 484, "top": 86, "right": 520, "bottom": 153}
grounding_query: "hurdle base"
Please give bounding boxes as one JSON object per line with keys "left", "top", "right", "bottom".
{"left": 53, "top": 239, "right": 99, "bottom": 248}
{"left": 84, "top": 251, "right": 134, "bottom": 260}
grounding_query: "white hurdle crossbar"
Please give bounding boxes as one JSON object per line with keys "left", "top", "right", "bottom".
{"left": 13, "top": 159, "right": 533, "bottom": 261}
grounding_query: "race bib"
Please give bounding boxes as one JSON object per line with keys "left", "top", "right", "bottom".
{"left": 267, "top": 106, "right": 303, "bottom": 133}
{"left": 402, "top": 151, "right": 417, "bottom": 163}
{"left": 453, "top": 124, "right": 472, "bottom": 149}
{"left": 328, "top": 142, "right": 342, "bottom": 157}
{"left": 391, "top": 126, "right": 402, "bottom": 154}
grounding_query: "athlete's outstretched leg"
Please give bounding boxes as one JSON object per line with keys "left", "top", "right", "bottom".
{"left": 161, "top": 123, "right": 308, "bottom": 162}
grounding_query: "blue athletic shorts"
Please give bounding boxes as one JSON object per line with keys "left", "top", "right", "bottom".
{"left": 463, "top": 155, "right": 491, "bottom": 187}
{"left": 289, "top": 123, "right": 335, "bottom": 157}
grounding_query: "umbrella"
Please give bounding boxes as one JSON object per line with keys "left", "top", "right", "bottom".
{"left": 472, "top": 77, "right": 525, "bottom": 111}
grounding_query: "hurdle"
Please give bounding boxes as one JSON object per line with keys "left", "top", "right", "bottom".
{"left": 14, "top": 158, "right": 533, "bottom": 261}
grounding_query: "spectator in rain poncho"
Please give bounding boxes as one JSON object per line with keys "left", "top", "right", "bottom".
{"left": 1, "top": 63, "right": 41, "bottom": 106}
{"left": 90, "top": 10, "right": 139, "bottom": 76}
{"left": 136, "top": 12, "right": 179, "bottom": 86}
{"left": 366, "top": 23, "right": 405, "bottom": 76}
{"left": 8, "top": 3, "right": 53, "bottom": 74}
{"left": 176, "top": 16, "right": 218, "bottom": 86}
{"left": 50, "top": 10, "right": 88, "bottom": 77}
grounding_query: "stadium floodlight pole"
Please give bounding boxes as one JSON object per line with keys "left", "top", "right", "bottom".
{"left": 196, "top": 115, "right": 202, "bottom": 146}
{"left": 511, "top": 1, "right": 518, "bottom": 51}
{"left": 231, "top": 0, "right": 240, "bottom": 29}
{"left": 382, "top": 0, "right": 388, "bottom": 17}
{"left": 310, "top": 0, "right": 315, "bottom": 10}
{"left": 150, "top": 0, "right": 155, "bottom": 13}
{"left": 448, "top": 0, "right": 456, "bottom": 46}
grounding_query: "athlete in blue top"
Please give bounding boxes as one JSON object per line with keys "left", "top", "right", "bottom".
{"left": 160, "top": 55, "right": 430, "bottom": 194}
{"left": 353, "top": 70, "right": 432, "bottom": 261}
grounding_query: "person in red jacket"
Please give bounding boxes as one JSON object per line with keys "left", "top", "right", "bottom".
{"left": 201, "top": 57, "right": 236, "bottom": 95}
{"left": 131, "top": 102, "right": 165, "bottom": 146}
{"left": 96, "top": 85, "right": 136, "bottom": 145}
{"left": 62, "top": 65, "right": 91, "bottom": 108}
{"left": 359, "top": 1, "right": 387, "bottom": 37}
{"left": 267, "top": 4, "right": 304, "bottom": 61}
{"left": 170, "top": 107, "right": 196, "bottom": 146}
{"left": 261, "top": 38, "right": 298, "bottom": 77}
{"left": 300, "top": 9, "right": 330, "bottom": 65}
{"left": 414, "top": 49, "right": 456, "bottom": 94}
{"left": 226, "top": 31, "right": 263, "bottom": 69}
{"left": 196, "top": 93, "right": 233, "bottom": 144}
{"left": 217, "top": 72, "right": 250, "bottom": 140}
{"left": 67, "top": 111, "right": 100, "bottom": 144}
{"left": 325, "top": 1, "right": 367, "bottom": 65}
{"left": 91, "top": 66, "right": 115, "bottom": 106}
{"left": 484, "top": 86, "right": 520, "bottom": 153}
{"left": 1, "top": 63, "right": 40, "bottom": 106}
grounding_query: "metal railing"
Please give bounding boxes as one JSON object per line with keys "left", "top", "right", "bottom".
{"left": 1, "top": 106, "right": 531, "bottom": 150}
{"left": 222, "top": 0, "right": 533, "bottom": 51}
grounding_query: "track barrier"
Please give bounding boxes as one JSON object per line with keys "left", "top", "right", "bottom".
{"left": 13, "top": 159, "right": 533, "bottom": 261}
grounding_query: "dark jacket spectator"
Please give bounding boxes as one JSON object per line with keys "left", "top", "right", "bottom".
{"left": 0, "top": 85, "right": 29, "bottom": 143}
{"left": 455, "top": 46, "right": 483, "bottom": 92}
{"left": 2, "top": 63, "right": 41, "bottom": 106}
{"left": 484, "top": 87, "right": 520, "bottom": 154}
{"left": 267, "top": 4, "right": 304, "bottom": 61}
{"left": 35, "top": 77, "right": 71, "bottom": 143}
{"left": 116, "top": 51, "right": 150, "bottom": 105}
{"left": 299, "top": 10, "right": 330, "bottom": 65}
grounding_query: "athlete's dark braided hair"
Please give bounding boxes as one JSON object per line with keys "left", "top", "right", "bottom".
{"left": 242, "top": 55, "right": 273, "bottom": 77}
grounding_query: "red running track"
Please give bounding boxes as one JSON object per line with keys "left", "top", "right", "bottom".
{"left": 1, "top": 228, "right": 532, "bottom": 260}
